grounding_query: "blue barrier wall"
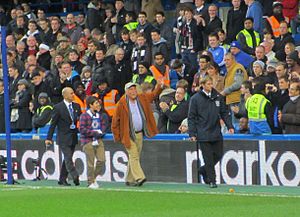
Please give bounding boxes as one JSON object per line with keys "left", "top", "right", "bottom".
{"left": 1, "top": 134, "right": 300, "bottom": 186}
{"left": 1, "top": 133, "right": 300, "bottom": 141}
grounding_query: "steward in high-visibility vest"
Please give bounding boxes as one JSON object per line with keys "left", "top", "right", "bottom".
{"left": 236, "top": 18, "right": 261, "bottom": 55}
{"left": 93, "top": 79, "right": 120, "bottom": 119}
{"left": 245, "top": 93, "right": 272, "bottom": 134}
{"left": 150, "top": 64, "right": 170, "bottom": 86}
{"left": 132, "top": 74, "right": 156, "bottom": 86}
{"left": 123, "top": 11, "right": 139, "bottom": 31}
{"left": 73, "top": 82, "right": 87, "bottom": 113}
{"left": 265, "top": 2, "right": 290, "bottom": 38}
{"left": 132, "top": 61, "right": 157, "bottom": 87}
{"left": 32, "top": 92, "right": 53, "bottom": 133}
{"left": 124, "top": 21, "right": 139, "bottom": 31}
{"left": 266, "top": 16, "right": 289, "bottom": 38}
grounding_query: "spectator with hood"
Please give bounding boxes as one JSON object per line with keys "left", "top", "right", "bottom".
{"left": 32, "top": 92, "right": 53, "bottom": 134}
{"left": 11, "top": 79, "right": 32, "bottom": 133}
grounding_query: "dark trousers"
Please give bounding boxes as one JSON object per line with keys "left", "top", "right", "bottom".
{"left": 59, "top": 144, "right": 78, "bottom": 181}
{"left": 199, "top": 140, "right": 223, "bottom": 183}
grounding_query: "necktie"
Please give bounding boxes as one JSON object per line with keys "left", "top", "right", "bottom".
{"left": 68, "top": 103, "right": 74, "bottom": 121}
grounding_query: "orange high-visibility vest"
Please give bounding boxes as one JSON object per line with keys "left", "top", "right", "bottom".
{"left": 150, "top": 65, "right": 170, "bottom": 86}
{"left": 93, "top": 89, "right": 118, "bottom": 117}
{"left": 267, "top": 16, "right": 289, "bottom": 38}
{"left": 73, "top": 95, "right": 87, "bottom": 113}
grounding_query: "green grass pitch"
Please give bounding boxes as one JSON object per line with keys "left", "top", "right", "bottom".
{"left": 0, "top": 180, "right": 300, "bottom": 217}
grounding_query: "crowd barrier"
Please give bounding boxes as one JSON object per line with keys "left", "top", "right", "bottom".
{"left": 0, "top": 134, "right": 300, "bottom": 186}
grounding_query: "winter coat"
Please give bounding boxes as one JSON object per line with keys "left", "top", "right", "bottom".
{"left": 37, "top": 51, "right": 51, "bottom": 70}
{"left": 159, "top": 99, "right": 189, "bottom": 133}
{"left": 11, "top": 90, "right": 32, "bottom": 132}
{"left": 86, "top": 2, "right": 105, "bottom": 31}
{"left": 188, "top": 88, "right": 233, "bottom": 141}
{"left": 151, "top": 37, "right": 170, "bottom": 63}
{"left": 281, "top": 97, "right": 300, "bottom": 134}
{"left": 226, "top": 6, "right": 247, "bottom": 43}
{"left": 111, "top": 85, "right": 163, "bottom": 148}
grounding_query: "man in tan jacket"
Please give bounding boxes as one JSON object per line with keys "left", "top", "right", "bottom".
{"left": 221, "top": 52, "right": 248, "bottom": 128}
{"left": 111, "top": 81, "right": 163, "bottom": 186}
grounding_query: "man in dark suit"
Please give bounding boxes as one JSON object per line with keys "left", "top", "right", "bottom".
{"left": 45, "top": 87, "right": 81, "bottom": 186}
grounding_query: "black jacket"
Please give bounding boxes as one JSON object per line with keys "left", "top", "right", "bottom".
{"left": 153, "top": 21, "right": 174, "bottom": 50}
{"left": 47, "top": 101, "right": 81, "bottom": 146}
{"left": 188, "top": 88, "right": 233, "bottom": 141}
{"left": 273, "top": 33, "right": 295, "bottom": 61}
{"left": 226, "top": 6, "right": 246, "bottom": 43}
{"left": 160, "top": 100, "right": 189, "bottom": 133}
{"left": 32, "top": 103, "right": 53, "bottom": 129}
{"left": 203, "top": 16, "right": 222, "bottom": 47}
{"left": 137, "top": 22, "right": 155, "bottom": 45}
{"left": 180, "top": 18, "right": 204, "bottom": 52}
{"left": 11, "top": 89, "right": 32, "bottom": 132}
{"left": 106, "top": 57, "right": 132, "bottom": 96}
{"left": 86, "top": 3, "right": 105, "bottom": 32}
{"left": 267, "top": 89, "right": 290, "bottom": 134}
{"left": 281, "top": 97, "right": 300, "bottom": 134}
{"left": 37, "top": 51, "right": 51, "bottom": 70}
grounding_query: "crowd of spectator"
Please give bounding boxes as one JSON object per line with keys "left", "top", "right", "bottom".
{"left": 0, "top": 0, "right": 299, "bottom": 135}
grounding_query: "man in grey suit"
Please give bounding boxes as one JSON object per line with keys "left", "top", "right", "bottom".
{"left": 45, "top": 87, "right": 81, "bottom": 186}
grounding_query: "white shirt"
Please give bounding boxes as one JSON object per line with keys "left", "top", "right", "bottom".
{"left": 202, "top": 90, "right": 211, "bottom": 98}
{"left": 128, "top": 99, "right": 143, "bottom": 132}
{"left": 64, "top": 99, "right": 74, "bottom": 121}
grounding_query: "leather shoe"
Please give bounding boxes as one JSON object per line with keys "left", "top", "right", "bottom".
{"left": 58, "top": 180, "right": 71, "bottom": 186}
{"left": 136, "top": 178, "right": 146, "bottom": 187}
{"left": 125, "top": 181, "right": 137, "bottom": 187}
{"left": 73, "top": 176, "right": 80, "bottom": 186}
{"left": 209, "top": 182, "right": 217, "bottom": 188}
{"left": 199, "top": 168, "right": 209, "bottom": 184}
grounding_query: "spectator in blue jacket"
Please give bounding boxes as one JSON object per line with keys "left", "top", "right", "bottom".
{"left": 208, "top": 32, "right": 227, "bottom": 75}
{"left": 230, "top": 41, "right": 254, "bottom": 70}
{"left": 245, "top": 0, "right": 264, "bottom": 33}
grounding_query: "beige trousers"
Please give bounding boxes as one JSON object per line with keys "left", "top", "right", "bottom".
{"left": 83, "top": 140, "right": 105, "bottom": 185}
{"left": 125, "top": 132, "right": 146, "bottom": 183}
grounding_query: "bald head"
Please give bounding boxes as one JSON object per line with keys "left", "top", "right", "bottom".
{"left": 62, "top": 87, "right": 75, "bottom": 102}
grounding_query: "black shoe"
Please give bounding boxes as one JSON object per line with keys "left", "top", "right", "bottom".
{"left": 136, "top": 178, "right": 146, "bottom": 187}
{"left": 209, "top": 182, "right": 217, "bottom": 188}
{"left": 58, "top": 180, "right": 71, "bottom": 186}
{"left": 125, "top": 181, "right": 138, "bottom": 187}
{"left": 199, "top": 168, "right": 209, "bottom": 184}
{"left": 73, "top": 176, "right": 80, "bottom": 186}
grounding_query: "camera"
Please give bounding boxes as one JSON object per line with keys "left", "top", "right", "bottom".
{"left": 267, "top": 86, "right": 273, "bottom": 90}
